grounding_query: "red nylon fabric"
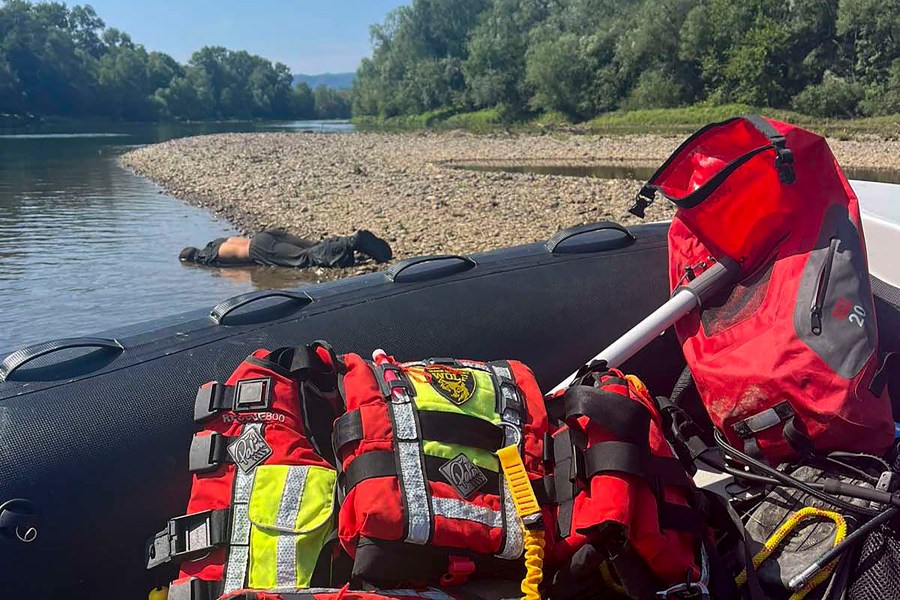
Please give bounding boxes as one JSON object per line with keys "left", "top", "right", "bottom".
{"left": 177, "top": 349, "right": 332, "bottom": 583}
{"left": 550, "top": 371, "right": 700, "bottom": 585}
{"left": 336, "top": 353, "right": 552, "bottom": 579}
{"left": 221, "top": 587, "right": 468, "bottom": 600}
{"left": 663, "top": 117, "right": 894, "bottom": 462}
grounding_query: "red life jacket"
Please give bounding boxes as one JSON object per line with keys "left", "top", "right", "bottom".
{"left": 145, "top": 343, "right": 344, "bottom": 600}
{"left": 637, "top": 115, "right": 894, "bottom": 462}
{"left": 332, "top": 352, "right": 553, "bottom": 587}
{"left": 545, "top": 368, "right": 711, "bottom": 599}
{"left": 219, "top": 587, "right": 471, "bottom": 600}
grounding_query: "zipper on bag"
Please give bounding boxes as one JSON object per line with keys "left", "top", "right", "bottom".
{"left": 810, "top": 237, "right": 839, "bottom": 335}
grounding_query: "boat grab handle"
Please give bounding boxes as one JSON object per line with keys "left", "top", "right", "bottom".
{"left": 386, "top": 255, "right": 476, "bottom": 283}
{"left": 210, "top": 290, "right": 313, "bottom": 325}
{"left": 0, "top": 337, "right": 124, "bottom": 383}
{"left": 546, "top": 221, "right": 635, "bottom": 254}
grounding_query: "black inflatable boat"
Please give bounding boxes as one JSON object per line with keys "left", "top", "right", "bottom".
{"left": 1, "top": 220, "right": 899, "bottom": 599}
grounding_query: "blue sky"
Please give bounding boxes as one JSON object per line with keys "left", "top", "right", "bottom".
{"left": 85, "top": 1, "right": 409, "bottom": 73}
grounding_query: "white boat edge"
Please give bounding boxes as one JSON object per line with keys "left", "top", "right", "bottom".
{"left": 854, "top": 180, "right": 900, "bottom": 289}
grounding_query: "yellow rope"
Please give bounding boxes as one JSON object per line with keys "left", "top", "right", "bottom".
{"left": 735, "top": 507, "right": 847, "bottom": 600}
{"left": 498, "top": 445, "right": 545, "bottom": 600}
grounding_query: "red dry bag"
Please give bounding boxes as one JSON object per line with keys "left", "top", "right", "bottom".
{"left": 636, "top": 115, "right": 894, "bottom": 462}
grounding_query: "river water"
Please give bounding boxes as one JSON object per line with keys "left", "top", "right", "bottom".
{"left": 0, "top": 121, "right": 351, "bottom": 352}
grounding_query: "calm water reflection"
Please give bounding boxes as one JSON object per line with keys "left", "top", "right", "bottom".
{"left": 0, "top": 121, "right": 350, "bottom": 351}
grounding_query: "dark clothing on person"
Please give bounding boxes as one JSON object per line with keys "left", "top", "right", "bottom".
{"left": 193, "top": 238, "right": 232, "bottom": 266}
{"left": 183, "top": 229, "right": 390, "bottom": 269}
{"left": 248, "top": 230, "right": 356, "bottom": 268}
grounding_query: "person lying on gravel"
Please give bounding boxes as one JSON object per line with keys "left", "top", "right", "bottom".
{"left": 178, "top": 229, "right": 392, "bottom": 269}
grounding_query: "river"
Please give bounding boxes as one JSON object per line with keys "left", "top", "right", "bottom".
{"left": 0, "top": 121, "right": 351, "bottom": 351}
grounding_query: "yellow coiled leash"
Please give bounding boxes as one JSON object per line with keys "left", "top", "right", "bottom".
{"left": 498, "top": 445, "right": 545, "bottom": 600}
{"left": 735, "top": 506, "right": 847, "bottom": 600}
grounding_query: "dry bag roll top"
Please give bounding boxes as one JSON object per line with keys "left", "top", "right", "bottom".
{"left": 640, "top": 115, "right": 894, "bottom": 462}
{"left": 145, "top": 344, "right": 344, "bottom": 600}
{"left": 544, "top": 368, "right": 717, "bottom": 600}
{"left": 333, "top": 352, "right": 552, "bottom": 587}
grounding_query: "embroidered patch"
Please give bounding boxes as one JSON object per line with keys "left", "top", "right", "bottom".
{"left": 427, "top": 366, "right": 476, "bottom": 405}
{"left": 439, "top": 453, "right": 489, "bottom": 498}
{"left": 227, "top": 426, "right": 273, "bottom": 472}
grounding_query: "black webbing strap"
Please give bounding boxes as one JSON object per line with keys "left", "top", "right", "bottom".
{"left": 581, "top": 440, "right": 648, "bottom": 481}
{"left": 871, "top": 352, "right": 900, "bottom": 406}
{"left": 145, "top": 508, "right": 230, "bottom": 569}
{"left": 333, "top": 409, "right": 504, "bottom": 457}
{"left": 340, "top": 450, "right": 501, "bottom": 497}
{"left": 167, "top": 578, "right": 224, "bottom": 600}
{"left": 419, "top": 411, "right": 504, "bottom": 451}
{"left": 332, "top": 410, "right": 364, "bottom": 456}
{"left": 553, "top": 427, "right": 579, "bottom": 538}
{"left": 193, "top": 382, "right": 235, "bottom": 423}
{"left": 657, "top": 503, "right": 708, "bottom": 536}
{"left": 532, "top": 475, "right": 557, "bottom": 506}
{"left": 743, "top": 114, "right": 795, "bottom": 184}
{"left": 580, "top": 442, "right": 694, "bottom": 490}
{"left": 188, "top": 432, "right": 233, "bottom": 473}
{"left": 732, "top": 401, "right": 814, "bottom": 459}
{"left": 280, "top": 342, "right": 343, "bottom": 467}
{"left": 564, "top": 385, "right": 651, "bottom": 444}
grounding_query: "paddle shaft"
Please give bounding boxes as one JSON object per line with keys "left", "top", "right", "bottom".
{"left": 550, "top": 258, "right": 739, "bottom": 394}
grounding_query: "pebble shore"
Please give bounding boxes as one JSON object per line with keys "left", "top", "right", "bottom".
{"left": 122, "top": 131, "right": 900, "bottom": 278}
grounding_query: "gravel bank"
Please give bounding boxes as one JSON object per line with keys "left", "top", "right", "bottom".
{"left": 122, "top": 131, "right": 900, "bottom": 277}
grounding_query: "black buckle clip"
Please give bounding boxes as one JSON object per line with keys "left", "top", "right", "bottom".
{"left": 146, "top": 509, "right": 229, "bottom": 569}
{"left": 773, "top": 147, "right": 795, "bottom": 184}
{"left": 188, "top": 432, "right": 230, "bottom": 473}
{"left": 629, "top": 186, "right": 656, "bottom": 218}
{"left": 193, "top": 382, "right": 230, "bottom": 423}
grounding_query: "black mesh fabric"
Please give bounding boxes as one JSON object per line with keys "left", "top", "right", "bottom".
{"left": 701, "top": 255, "right": 776, "bottom": 337}
{"left": 848, "top": 523, "right": 900, "bottom": 600}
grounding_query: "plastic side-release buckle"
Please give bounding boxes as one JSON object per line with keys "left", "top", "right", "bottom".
{"left": 194, "top": 382, "right": 232, "bottom": 423}
{"left": 145, "top": 509, "right": 230, "bottom": 569}
{"left": 440, "top": 555, "right": 476, "bottom": 587}
{"left": 188, "top": 432, "right": 232, "bottom": 473}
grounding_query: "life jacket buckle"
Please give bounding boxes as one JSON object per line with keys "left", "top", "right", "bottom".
{"left": 656, "top": 580, "right": 709, "bottom": 600}
{"left": 440, "top": 555, "right": 476, "bottom": 587}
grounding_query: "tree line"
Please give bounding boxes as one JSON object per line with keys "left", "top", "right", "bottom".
{"left": 0, "top": 0, "right": 350, "bottom": 121}
{"left": 352, "top": 0, "right": 900, "bottom": 121}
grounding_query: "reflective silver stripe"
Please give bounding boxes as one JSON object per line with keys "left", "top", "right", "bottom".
{"left": 391, "top": 399, "right": 417, "bottom": 440}
{"left": 388, "top": 387, "right": 432, "bottom": 545}
{"left": 498, "top": 403, "right": 525, "bottom": 559}
{"left": 432, "top": 496, "right": 503, "bottom": 528}
{"left": 498, "top": 485, "right": 524, "bottom": 559}
{"left": 491, "top": 365, "right": 512, "bottom": 380}
{"left": 223, "top": 423, "right": 262, "bottom": 593}
{"left": 275, "top": 465, "right": 310, "bottom": 588}
{"left": 397, "top": 441, "right": 431, "bottom": 543}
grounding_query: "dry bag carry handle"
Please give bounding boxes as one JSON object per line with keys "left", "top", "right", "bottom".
{"left": 210, "top": 290, "right": 313, "bottom": 325}
{"left": 0, "top": 337, "right": 124, "bottom": 383}
{"left": 631, "top": 115, "right": 795, "bottom": 217}
{"left": 545, "top": 221, "right": 635, "bottom": 254}
{"left": 386, "top": 254, "right": 476, "bottom": 283}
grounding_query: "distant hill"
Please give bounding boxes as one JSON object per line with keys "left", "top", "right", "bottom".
{"left": 293, "top": 72, "right": 355, "bottom": 90}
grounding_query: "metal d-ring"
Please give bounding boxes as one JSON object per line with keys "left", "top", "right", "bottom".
{"left": 16, "top": 526, "right": 37, "bottom": 543}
